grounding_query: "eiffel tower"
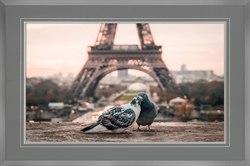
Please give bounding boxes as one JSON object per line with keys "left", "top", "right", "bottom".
{"left": 70, "top": 23, "right": 182, "bottom": 101}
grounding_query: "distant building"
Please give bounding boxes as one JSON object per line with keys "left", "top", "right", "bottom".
{"left": 26, "top": 77, "right": 45, "bottom": 85}
{"left": 121, "top": 76, "right": 157, "bottom": 87}
{"left": 26, "top": 72, "right": 76, "bottom": 88}
{"left": 99, "top": 72, "right": 157, "bottom": 87}
{"left": 127, "top": 82, "right": 148, "bottom": 92}
{"left": 118, "top": 70, "right": 129, "bottom": 78}
{"left": 171, "top": 64, "right": 222, "bottom": 83}
{"left": 181, "top": 64, "right": 187, "bottom": 72}
{"left": 99, "top": 75, "right": 122, "bottom": 85}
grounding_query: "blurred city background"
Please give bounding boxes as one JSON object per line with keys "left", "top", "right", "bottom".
{"left": 26, "top": 23, "right": 224, "bottom": 124}
{"left": 26, "top": 64, "right": 224, "bottom": 123}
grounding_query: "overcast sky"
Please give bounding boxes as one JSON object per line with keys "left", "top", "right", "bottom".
{"left": 26, "top": 23, "right": 225, "bottom": 78}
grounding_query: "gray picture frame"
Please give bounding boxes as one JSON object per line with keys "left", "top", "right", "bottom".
{"left": 0, "top": 0, "right": 249, "bottom": 166}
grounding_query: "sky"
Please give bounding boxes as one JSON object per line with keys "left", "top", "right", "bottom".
{"left": 26, "top": 23, "right": 225, "bottom": 78}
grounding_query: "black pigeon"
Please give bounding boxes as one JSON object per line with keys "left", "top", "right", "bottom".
{"left": 136, "top": 92, "right": 158, "bottom": 131}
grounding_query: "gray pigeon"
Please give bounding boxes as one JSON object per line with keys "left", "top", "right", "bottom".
{"left": 136, "top": 92, "right": 158, "bottom": 131}
{"left": 81, "top": 95, "right": 143, "bottom": 133}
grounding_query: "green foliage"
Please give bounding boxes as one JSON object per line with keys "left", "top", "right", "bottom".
{"left": 117, "top": 94, "right": 136, "bottom": 101}
{"left": 149, "top": 85, "right": 178, "bottom": 102}
{"left": 150, "top": 80, "right": 224, "bottom": 106}
{"left": 26, "top": 79, "right": 128, "bottom": 106}
{"left": 95, "top": 85, "right": 127, "bottom": 98}
{"left": 26, "top": 79, "right": 71, "bottom": 106}
{"left": 179, "top": 81, "right": 224, "bottom": 106}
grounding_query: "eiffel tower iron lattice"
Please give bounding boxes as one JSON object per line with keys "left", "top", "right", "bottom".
{"left": 70, "top": 23, "right": 183, "bottom": 101}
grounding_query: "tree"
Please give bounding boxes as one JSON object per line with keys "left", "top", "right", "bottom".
{"left": 150, "top": 80, "right": 224, "bottom": 106}
{"left": 26, "top": 79, "right": 63, "bottom": 106}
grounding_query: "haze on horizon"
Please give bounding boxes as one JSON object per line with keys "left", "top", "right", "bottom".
{"left": 26, "top": 23, "right": 225, "bottom": 78}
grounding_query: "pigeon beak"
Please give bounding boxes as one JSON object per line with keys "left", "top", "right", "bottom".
{"left": 138, "top": 96, "right": 143, "bottom": 101}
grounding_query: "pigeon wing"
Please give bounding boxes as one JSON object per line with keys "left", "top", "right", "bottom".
{"left": 98, "top": 106, "right": 136, "bottom": 130}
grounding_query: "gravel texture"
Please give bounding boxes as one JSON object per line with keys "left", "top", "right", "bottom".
{"left": 26, "top": 122, "right": 224, "bottom": 142}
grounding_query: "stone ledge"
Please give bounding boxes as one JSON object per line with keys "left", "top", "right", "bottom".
{"left": 26, "top": 122, "right": 224, "bottom": 142}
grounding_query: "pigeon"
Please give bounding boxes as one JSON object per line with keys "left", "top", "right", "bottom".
{"left": 136, "top": 92, "right": 158, "bottom": 131}
{"left": 81, "top": 95, "right": 143, "bottom": 133}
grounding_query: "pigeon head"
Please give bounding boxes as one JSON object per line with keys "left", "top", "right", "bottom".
{"left": 137, "top": 92, "right": 152, "bottom": 108}
{"left": 130, "top": 96, "right": 143, "bottom": 105}
{"left": 137, "top": 92, "right": 149, "bottom": 102}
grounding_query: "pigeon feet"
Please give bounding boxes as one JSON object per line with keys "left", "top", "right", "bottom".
{"left": 123, "top": 130, "right": 133, "bottom": 134}
{"left": 133, "top": 126, "right": 141, "bottom": 132}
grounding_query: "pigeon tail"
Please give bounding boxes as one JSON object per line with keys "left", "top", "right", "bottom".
{"left": 81, "top": 123, "right": 107, "bottom": 133}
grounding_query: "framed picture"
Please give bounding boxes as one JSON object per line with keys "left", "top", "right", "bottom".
{"left": 24, "top": 22, "right": 226, "bottom": 144}
{"left": 0, "top": 0, "right": 249, "bottom": 166}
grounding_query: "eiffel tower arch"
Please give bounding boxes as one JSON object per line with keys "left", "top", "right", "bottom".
{"left": 70, "top": 23, "right": 183, "bottom": 101}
